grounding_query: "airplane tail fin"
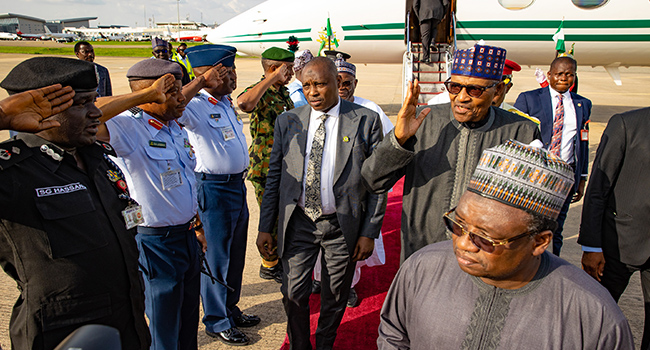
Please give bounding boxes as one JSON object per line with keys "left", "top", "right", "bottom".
{"left": 44, "top": 25, "right": 52, "bottom": 34}
{"left": 17, "top": 30, "right": 22, "bottom": 35}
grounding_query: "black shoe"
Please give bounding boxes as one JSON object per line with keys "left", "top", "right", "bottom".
{"left": 259, "top": 263, "right": 282, "bottom": 283}
{"left": 347, "top": 287, "right": 359, "bottom": 308}
{"left": 206, "top": 327, "right": 249, "bottom": 346}
{"left": 312, "top": 280, "right": 321, "bottom": 294}
{"left": 233, "top": 313, "right": 261, "bottom": 328}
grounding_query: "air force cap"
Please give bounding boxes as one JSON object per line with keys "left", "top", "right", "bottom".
{"left": 127, "top": 59, "right": 183, "bottom": 81}
{"left": 0, "top": 57, "right": 98, "bottom": 94}
{"left": 185, "top": 44, "right": 237, "bottom": 68}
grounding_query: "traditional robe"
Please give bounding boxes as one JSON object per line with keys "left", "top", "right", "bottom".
{"left": 361, "top": 104, "right": 541, "bottom": 261}
{"left": 378, "top": 241, "right": 634, "bottom": 350}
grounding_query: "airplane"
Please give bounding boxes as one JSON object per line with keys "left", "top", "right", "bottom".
{"left": 43, "top": 26, "right": 78, "bottom": 42}
{"left": 16, "top": 30, "right": 47, "bottom": 41}
{"left": 205, "top": 0, "right": 650, "bottom": 85}
{"left": 0, "top": 32, "right": 19, "bottom": 40}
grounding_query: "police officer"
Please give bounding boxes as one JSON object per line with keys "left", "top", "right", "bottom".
{"left": 0, "top": 57, "right": 150, "bottom": 350}
{"left": 180, "top": 44, "right": 259, "bottom": 346}
{"left": 96, "top": 59, "right": 207, "bottom": 350}
{"left": 237, "top": 47, "right": 294, "bottom": 282}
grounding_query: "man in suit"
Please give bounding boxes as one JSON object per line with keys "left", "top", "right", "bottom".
{"left": 514, "top": 55, "right": 591, "bottom": 256}
{"left": 578, "top": 106, "right": 650, "bottom": 350}
{"left": 413, "top": 0, "right": 449, "bottom": 63}
{"left": 256, "top": 57, "right": 386, "bottom": 350}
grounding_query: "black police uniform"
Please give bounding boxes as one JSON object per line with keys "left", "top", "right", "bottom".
{"left": 0, "top": 133, "right": 150, "bottom": 350}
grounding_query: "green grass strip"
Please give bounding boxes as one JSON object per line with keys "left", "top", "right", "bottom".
{"left": 0, "top": 46, "right": 155, "bottom": 57}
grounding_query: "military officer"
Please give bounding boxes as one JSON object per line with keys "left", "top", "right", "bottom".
{"left": 0, "top": 57, "right": 151, "bottom": 350}
{"left": 96, "top": 59, "right": 207, "bottom": 350}
{"left": 237, "top": 47, "right": 295, "bottom": 283}
{"left": 181, "top": 44, "right": 259, "bottom": 346}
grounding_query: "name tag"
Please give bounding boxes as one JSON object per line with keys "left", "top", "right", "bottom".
{"left": 210, "top": 113, "right": 221, "bottom": 120}
{"left": 149, "top": 140, "right": 167, "bottom": 148}
{"left": 580, "top": 129, "right": 589, "bottom": 141}
{"left": 122, "top": 205, "right": 144, "bottom": 230}
{"left": 221, "top": 125, "right": 236, "bottom": 141}
{"left": 160, "top": 169, "right": 183, "bottom": 190}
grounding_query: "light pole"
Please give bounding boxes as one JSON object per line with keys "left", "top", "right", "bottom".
{"left": 177, "top": 0, "right": 181, "bottom": 41}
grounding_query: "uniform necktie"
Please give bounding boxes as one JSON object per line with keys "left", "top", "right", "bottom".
{"left": 550, "top": 94, "right": 564, "bottom": 157}
{"left": 304, "top": 114, "right": 328, "bottom": 221}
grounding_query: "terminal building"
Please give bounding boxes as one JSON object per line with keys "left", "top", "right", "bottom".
{"left": 0, "top": 13, "right": 96, "bottom": 33}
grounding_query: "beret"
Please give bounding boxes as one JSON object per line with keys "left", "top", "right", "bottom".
{"left": 261, "top": 47, "right": 294, "bottom": 62}
{"left": 127, "top": 59, "right": 183, "bottom": 81}
{"left": 185, "top": 44, "right": 237, "bottom": 68}
{"left": 503, "top": 59, "right": 521, "bottom": 76}
{"left": 0, "top": 57, "right": 98, "bottom": 94}
{"left": 152, "top": 37, "right": 168, "bottom": 49}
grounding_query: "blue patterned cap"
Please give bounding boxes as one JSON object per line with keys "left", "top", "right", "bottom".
{"left": 451, "top": 44, "right": 507, "bottom": 81}
{"left": 467, "top": 140, "right": 574, "bottom": 219}
{"left": 185, "top": 44, "right": 237, "bottom": 67}
{"left": 152, "top": 37, "right": 168, "bottom": 49}
{"left": 335, "top": 58, "right": 356, "bottom": 76}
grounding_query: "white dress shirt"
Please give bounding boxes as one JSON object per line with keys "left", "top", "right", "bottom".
{"left": 298, "top": 98, "right": 341, "bottom": 215}
{"left": 549, "top": 86, "right": 577, "bottom": 164}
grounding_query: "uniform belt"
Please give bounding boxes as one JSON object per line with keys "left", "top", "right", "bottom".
{"left": 137, "top": 220, "right": 193, "bottom": 235}
{"left": 199, "top": 170, "right": 247, "bottom": 182}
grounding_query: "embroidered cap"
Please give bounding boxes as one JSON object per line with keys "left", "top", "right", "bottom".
{"left": 293, "top": 50, "right": 314, "bottom": 72}
{"left": 335, "top": 58, "right": 356, "bottom": 77}
{"left": 467, "top": 140, "right": 575, "bottom": 220}
{"left": 451, "top": 44, "right": 507, "bottom": 81}
{"left": 185, "top": 44, "right": 237, "bottom": 67}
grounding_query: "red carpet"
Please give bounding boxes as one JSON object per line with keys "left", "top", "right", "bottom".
{"left": 280, "top": 178, "right": 404, "bottom": 350}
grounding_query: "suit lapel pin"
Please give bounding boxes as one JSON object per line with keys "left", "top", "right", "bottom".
{"left": 577, "top": 103, "right": 582, "bottom": 107}
{"left": 343, "top": 136, "right": 350, "bottom": 143}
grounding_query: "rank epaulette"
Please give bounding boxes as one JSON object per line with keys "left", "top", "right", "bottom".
{"left": 95, "top": 140, "right": 117, "bottom": 157}
{"left": 129, "top": 106, "right": 143, "bottom": 117}
{"left": 0, "top": 139, "right": 33, "bottom": 170}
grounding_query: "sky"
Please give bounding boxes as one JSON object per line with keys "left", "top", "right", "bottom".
{"left": 5, "top": 0, "right": 265, "bottom": 28}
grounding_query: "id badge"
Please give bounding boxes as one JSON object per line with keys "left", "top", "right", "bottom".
{"left": 122, "top": 205, "right": 144, "bottom": 230}
{"left": 160, "top": 168, "right": 183, "bottom": 190}
{"left": 221, "top": 125, "right": 236, "bottom": 141}
{"left": 580, "top": 129, "right": 589, "bottom": 141}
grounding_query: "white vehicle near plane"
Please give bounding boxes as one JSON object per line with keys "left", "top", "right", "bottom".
{"left": 206, "top": 0, "right": 650, "bottom": 85}
{"left": 0, "top": 32, "right": 19, "bottom": 40}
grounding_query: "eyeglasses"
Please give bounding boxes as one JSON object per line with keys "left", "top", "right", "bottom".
{"left": 153, "top": 49, "right": 168, "bottom": 54}
{"left": 443, "top": 207, "right": 535, "bottom": 253}
{"left": 444, "top": 79, "right": 499, "bottom": 98}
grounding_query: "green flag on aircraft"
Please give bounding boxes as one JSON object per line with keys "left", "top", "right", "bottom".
{"left": 319, "top": 17, "right": 339, "bottom": 55}
{"left": 553, "top": 20, "right": 565, "bottom": 53}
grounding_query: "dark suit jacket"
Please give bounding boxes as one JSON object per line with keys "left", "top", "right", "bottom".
{"left": 514, "top": 87, "right": 591, "bottom": 188}
{"left": 578, "top": 107, "right": 650, "bottom": 265}
{"left": 413, "top": 0, "right": 449, "bottom": 21}
{"left": 258, "top": 100, "right": 387, "bottom": 258}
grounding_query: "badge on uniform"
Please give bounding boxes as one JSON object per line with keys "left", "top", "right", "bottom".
{"left": 107, "top": 170, "right": 120, "bottom": 182}
{"left": 122, "top": 204, "right": 144, "bottom": 230}
{"left": 581, "top": 129, "right": 589, "bottom": 141}
{"left": 0, "top": 149, "right": 10, "bottom": 160}
{"left": 148, "top": 118, "right": 164, "bottom": 130}
{"left": 221, "top": 126, "right": 236, "bottom": 141}
{"left": 208, "top": 97, "right": 218, "bottom": 105}
{"left": 210, "top": 113, "right": 221, "bottom": 120}
{"left": 343, "top": 136, "right": 350, "bottom": 143}
{"left": 235, "top": 112, "right": 242, "bottom": 123}
{"left": 160, "top": 168, "right": 183, "bottom": 190}
{"left": 149, "top": 140, "right": 167, "bottom": 148}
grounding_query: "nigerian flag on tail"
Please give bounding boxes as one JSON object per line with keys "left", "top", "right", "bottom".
{"left": 553, "top": 20, "right": 566, "bottom": 53}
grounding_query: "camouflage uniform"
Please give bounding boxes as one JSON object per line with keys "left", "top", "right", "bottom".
{"left": 239, "top": 76, "right": 294, "bottom": 261}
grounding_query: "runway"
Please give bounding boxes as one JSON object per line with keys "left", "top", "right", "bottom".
{"left": 0, "top": 53, "right": 648, "bottom": 349}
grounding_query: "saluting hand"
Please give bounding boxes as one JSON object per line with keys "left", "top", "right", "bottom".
{"left": 149, "top": 73, "right": 176, "bottom": 104}
{"left": 0, "top": 84, "right": 74, "bottom": 132}
{"left": 268, "top": 64, "right": 291, "bottom": 85}
{"left": 202, "top": 63, "right": 225, "bottom": 89}
{"left": 394, "top": 79, "right": 431, "bottom": 145}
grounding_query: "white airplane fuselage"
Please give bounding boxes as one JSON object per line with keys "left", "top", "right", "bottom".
{"left": 205, "top": 0, "right": 650, "bottom": 68}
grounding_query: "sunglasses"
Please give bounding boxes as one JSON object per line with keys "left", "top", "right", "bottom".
{"left": 443, "top": 208, "right": 534, "bottom": 253}
{"left": 153, "top": 49, "right": 168, "bottom": 54}
{"left": 443, "top": 79, "right": 499, "bottom": 98}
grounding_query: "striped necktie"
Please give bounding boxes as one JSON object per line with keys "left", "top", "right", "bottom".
{"left": 550, "top": 94, "right": 564, "bottom": 157}
{"left": 304, "top": 114, "right": 328, "bottom": 221}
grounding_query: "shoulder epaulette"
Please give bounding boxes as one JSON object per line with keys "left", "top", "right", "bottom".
{"left": 95, "top": 140, "right": 117, "bottom": 157}
{"left": 128, "top": 107, "right": 143, "bottom": 118}
{"left": 0, "top": 139, "right": 33, "bottom": 170}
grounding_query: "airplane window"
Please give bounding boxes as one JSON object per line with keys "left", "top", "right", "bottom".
{"left": 498, "top": 0, "right": 535, "bottom": 10}
{"left": 571, "top": 0, "right": 609, "bottom": 9}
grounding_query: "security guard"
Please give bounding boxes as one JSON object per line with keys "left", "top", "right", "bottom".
{"left": 0, "top": 57, "right": 150, "bottom": 350}
{"left": 237, "top": 47, "right": 295, "bottom": 282}
{"left": 96, "top": 59, "right": 203, "bottom": 350}
{"left": 181, "top": 44, "right": 259, "bottom": 346}
{"left": 174, "top": 43, "right": 196, "bottom": 80}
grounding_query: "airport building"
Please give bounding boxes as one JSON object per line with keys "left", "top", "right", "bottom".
{"left": 0, "top": 13, "right": 46, "bottom": 34}
{"left": 46, "top": 17, "right": 98, "bottom": 33}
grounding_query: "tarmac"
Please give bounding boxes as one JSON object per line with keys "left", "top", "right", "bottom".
{"left": 0, "top": 52, "right": 649, "bottom": 349}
